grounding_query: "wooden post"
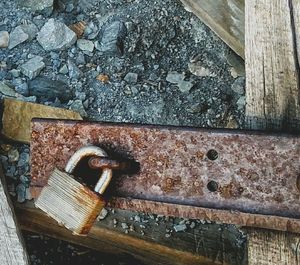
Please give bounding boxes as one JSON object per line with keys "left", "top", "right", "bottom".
{"left": 0, "top": 165, "right": 29, "bottom": 265}
{"left": 245, "top": 0, "right": 300, "bottom": 264}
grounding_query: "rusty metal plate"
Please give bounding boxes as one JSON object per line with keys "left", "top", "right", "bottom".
{"left": 30, "top": 119, "right": 300, "bottom": 232}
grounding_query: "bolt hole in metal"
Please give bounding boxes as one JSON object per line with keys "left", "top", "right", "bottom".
{"left": 207, "top": 180, "right": 219, "bottom": 192}
{"left": 207, "top": 149, "right": 218, "bottom": 160}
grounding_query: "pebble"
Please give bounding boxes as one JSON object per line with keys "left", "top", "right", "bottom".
{"left": 166, "top": 71, "right": 184, "bottom": 84}
{"left": 237, "top": 96, "right": 246, "bottom": 110}
{"left": 231, "top": 77, "right": 245, "bottom": 95}
{"left": 8, "top": 26, "right": 29, "bottom": 49}
{"left": 121, "top": 223, "right": 129, "bottom": 230}
{"left": 134, "top": 215, "right": 141, "bottom": 222}
{"left": 28, "top": 77, "right": 73, "bottom": 102}
{"left": 20, "top": 23, "right": 39, "bottom": 40}
{"left": 98, "top": 21, "right": 127, "bottom": 55}
{"left": 59, "top": 64, "right": 68, "bottom": 74}
{"left": 77, "top": 39, "right": 94, "bottom": 52}
{"left": 13, "top": 80, "right": 29, "bottom": 96}
{"left": 6, "top": 165, "right": 16, "bottom": 178}
{"left": 165, "top": 233, "right": 171, "bottom": 238}
{"left": 37, "top": 19, "right": 77, "bottom": 51}
{"left": 190, "top": 222, "right": 196, "bottom": 229}
{"left": 16, "top": 183, "right": 26, "bottom": 203}
{"left": 0, "top": 81, "right": 18, "bottom": 97}
{"left": 20, "top": 175, "right": 30, "bottom": 185}
{"left": 97, "top": 208, "right": 108, "bottom": 220}
{"left": 20, "top": 56, "right": 45, "bottom": 79}
{"left": 17, "top": 152, "right": 30, "bottom": 167}
{"left": 177, "top": 80, "right": 194, "bottom": 93}
{"left": 8, "top": 148, "right": 19, "bottom": 162}
{"left": 69, "top": 100, "right": 87, "bottom": 117}
{"left": 10, "top": 69, "right": 20, "bottom": 78}
{"left": 113, "top": 219, "right": 118, "bottom": 225}
{"left": 68, "top": 59, "right": 82, "bottom": 80}
{"left": 124, "top": 72, "right": 138, "bottom": 84}
{"left": 174, "top": 224, "right": 187, "bottom": 232}
{"left": 188, "top": 61, "right": 216, "bottom": 77}
{"left": 129, "top": 225, "right": 135, "bottom": 232}
{"left": 0, "top": 31, "right": 9, "bottom": 48}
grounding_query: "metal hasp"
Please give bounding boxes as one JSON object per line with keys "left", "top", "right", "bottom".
{"left": 30, "top": 119, "right": 300, "bottom": 233}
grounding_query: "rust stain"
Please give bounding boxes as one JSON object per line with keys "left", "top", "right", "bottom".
{"left": 30, "top": 119, "right": 300, "bottom": 232}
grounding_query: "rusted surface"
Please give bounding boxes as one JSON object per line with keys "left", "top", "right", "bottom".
{"left": 31, "top": 119, "right": 300, "bottom": 232}
{"left": 89, "top": 157, "right": 130, "bottom": 170}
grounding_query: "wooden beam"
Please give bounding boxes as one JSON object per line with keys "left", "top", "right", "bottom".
{"left": 180, "top": 0, "right": 245, "bottom": 59}
{"left": 245, "top": 0, "right": 300, "bottom": 132}
{"left": 245, "top": 0, "right": 300, "bottom": 264}
{"left": 15, "top": 202, "right": 246, "bottom": 265}
{"left": 0, "top": 165, "right": 29, "bottom": 265}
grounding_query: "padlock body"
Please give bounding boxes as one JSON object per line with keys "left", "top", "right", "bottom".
{"left": 35, "top": 168, "right": 105, "bottom": 235}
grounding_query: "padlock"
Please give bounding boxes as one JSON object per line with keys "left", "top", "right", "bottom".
{"left": 35, "top": 146, "right": 114, "bottom": 235}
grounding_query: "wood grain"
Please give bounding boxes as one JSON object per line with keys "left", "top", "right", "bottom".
{"left": 0, "top": 165, "right": 29, "bottom": 265}
{"left": 245, "top": 0, "right": 300, "bottom": 132}
{"left": 245, "top": 0, "right": 300, "bottom": 264}
{"left": 15, "top": 202, "right": 246, "bottom": 265}
{"left": 180, "top": 0, "right": 245, "bottom": 58}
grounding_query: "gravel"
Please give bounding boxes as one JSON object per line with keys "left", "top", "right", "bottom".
{"left": 20, "top": 56, "right": 45, "bottom": 80}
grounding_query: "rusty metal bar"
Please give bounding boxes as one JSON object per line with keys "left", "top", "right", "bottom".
{"left": 30, "top": 119, "right": 300, "bottom": 233}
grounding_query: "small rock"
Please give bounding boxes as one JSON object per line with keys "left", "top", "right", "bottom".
{"left": 140, "top": 230, "right": 145, "bottom": 236}
{"left": 0, "top": 31, "right": 9, "bottom": 48}
{"left": 69, "top": 21, "right": 87, "bottom": 38}
{"left": 20, "top": 23, "right": 39, "bottom": 40}
{"left": 97, "top": 208, "right": 108, "bottom": 220}
{"left": 18, "top": 152, "right": 30, "bottom": 167}
{"left": 68, "top": 59, "right": 82, "bottom": 80}
{"left": 69, "top": 100, "right": 87, "bottom": 117}
{"left": 59, "top": 64, "right": 68, "bottom": 74}
{"left": 16, "top": 183, "right": 26, "bottom": 203}
{"left": 134, "top": 215, "right": 141, "bottom": 222}
{"left": 231, "top": 77, "right": 245, "bottom": 95}
{"left": 99, "top": 21, "right": 127, "bottom": 55}
{"left": 177, "top": 80, "right": 194, "bottom": 93}
{"left": 28, "top": 77, "right": 73, "bottom": 102}
{"left": 37, "top": 19, "right": 77, "bottom": 51}
{"left": 121, "top": 223, "right": 129, "bottom": 230}
{"left": 6, "top": 165, "right": 16, "bottom": 178}
{"left": 96, "top": 74, "right": 109, "bottom": 83}
{"left": 190, "top": 222, "right": 196, "bottom": 229}
{"left": 174, "top": 224, "right": 187, "bottom": 232}
{"left": 77, "top": 39, "right": 94, "bottom": 52}
{"left": 124, "top": 72, "right": 138, "bottom": 84}
{"left": 19, "top": 0, "right": 54, "bottom": 15}
{"left": 20, "top": 175, "right": 30, "bottom": 185}
{"left": 8, "top": 26, "right": 29, "bottom": 49}
{"left": 166, "top": 71, "right": 184, "bottom": 84}
{"left": 20, "top": 56, "right": 45, "bottom": 79}
{"left": 25, "top": 188, "right": 32, "bottom": 200}
{"left": 8, "top": 148, "right": 19, "bottom": 162}
{"left": 10, "top": 69, "right": 20, "bottom": 78}
{"left": 188, "top": 61, "right": 216, "bottom": 77}
{"left": 0, "top": 82, "right": 18, "bottom": 97}
{"left": 237, "top": 96, "right": 246, "bottom": 110}
{"left": 113, "top": 219, "right": 118, "bottom": 225}
{"left": 165, "top": 233, "right": 171, "bottom": 238}
{"left": 12, "top": 79, "right": 29, "bottom": 96}
{"left": 129, "top": 224, "right": 135, "bottom": 232}
{"left": 76, "top": 52, "right": 86, "bottom": 65}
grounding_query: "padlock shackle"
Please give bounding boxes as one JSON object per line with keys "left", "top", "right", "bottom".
{"left": 65, "top": 145, "right": 113, "bottom": 195}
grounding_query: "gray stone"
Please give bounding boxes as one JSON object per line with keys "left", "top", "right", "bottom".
{"left": 166, "top": 71, "right": 184, "bottom": 84}
{"left": 231, "top": 77, "right": 245, "bottom": 95}
{"left": 69, "top": 100, "right": 87, "bottom": 117}
{"left": 29, "top": 77, "right": 73, "bottom": 102}
{"left": 177, "top": 80, "right": 194, "bottom": 93}
{"left": 124, "top": 72, "right": 138, "bottom": 84}
{"left": 68, "top": 59, "right": 82, "bottom": 80}
{"left": 76, "top": 52, "right": 86, "bottom": 65}
{"left": 188, "top": 61, "right": 216, "bottom": 77}
{"left": 20, "top": 56, "right": 45, "bottom": 80}
{"left": 97, "top": 208, "right": 108, "bottom": 220}
{"left": 0, "top": 31, "right": 9, "bottom": 48}
{"left": 237, "top": 96, "right": 246, "bottom": 110}
{"left": 59, "top": 64, "right": 68, "bottom": 74}
{"left": 20, "top": 23, "right": 39, "bottom": 40}
{"left": 190, "top": 222, "right": 196, "bottom": 229}
{"left": 0, "top": 82, "right": 18, "bottom": 97}
{"left": 16, "top": 183, "right": 26, "bottom": 203}
{"left": 8, "top": 149, "right": 19, "bottom": 162}
{"left": 121, "top": 223, "right": 129, "bottom": 230}
{"left": 77, "top": 39, "right": 94, "bottom": 52}
{"left": 99, "top": 21, "right": 127, "bottom": 55}
{"left": 12, "top": 79, "right": 29, "bottom": 96}
{"left": 37, "top": 19, "right": 77, "bottom": 51}
{"left": 8, "top": 26, "right": 29, "bottom": 49}
{"left": 134, "top": 215, "right": 141, "bottom": 222}
{"left": 10, "top": 69, "right": 20, "bottom": 78}
{"left": 174, "top": 224, "right": 187, "bottom": 232}
{"left": 19, "top": 0, "right": 54, "bottom": 15}
{"left": 20, "top": 175, "right": 30, "bottom": 185}
{"left": 18, "top": 152, "right": 30, "bottom": 168}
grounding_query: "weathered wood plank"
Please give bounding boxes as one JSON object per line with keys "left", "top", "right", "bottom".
{"left": 15, "top": 202, "right": 246, "bottom": 265}
{"left": 180, "top": 0, "right": 245, "bottom": 58}
{"left": 245, "top": 0, "right": 300, "bottom": 264}
{"left": 0, "top": 165, "right": 29, "bottom": 265}
{"left": 245, "top": 0, "right": 300, "bottom": 132}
